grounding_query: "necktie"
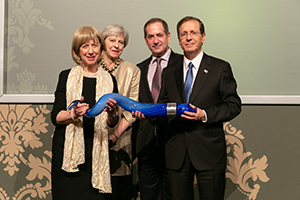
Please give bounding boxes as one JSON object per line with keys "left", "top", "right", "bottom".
{"left": 184, "top": 62, "right": 193, "bottom": 103}
{"left": 151, "top": 58, "right": 162, "bottom": 103}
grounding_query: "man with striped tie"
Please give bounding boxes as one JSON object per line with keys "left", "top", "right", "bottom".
{"left": 133, "top": 18, "right": 181, "bottom": 200}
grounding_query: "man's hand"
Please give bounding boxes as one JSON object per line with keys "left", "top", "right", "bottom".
{"left": 181, "top": 103, "right": 206, "bottom": 122}
{"left": 131, "top": 110, "right": 145, "bottom": 120}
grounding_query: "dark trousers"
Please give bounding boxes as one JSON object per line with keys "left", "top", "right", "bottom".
{"left": 138, "top": 146, "right": 171, "bottom": 200}
{"left": 109, "top": 174, "right": 137, "bottom": 200}
{"left": 167, "top": 153, "right": 225, "bottom": 200}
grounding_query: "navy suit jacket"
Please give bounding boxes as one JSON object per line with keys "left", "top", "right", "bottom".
{"left": 134, "top": 50, "right": 182, "bottom": 158}
{"left": 159, "top": 53, "right": 241, "bottom": 170}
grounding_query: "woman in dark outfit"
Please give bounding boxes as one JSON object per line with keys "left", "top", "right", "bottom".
{"left": 51, "top": 26, "right": 118, "bottom": 200}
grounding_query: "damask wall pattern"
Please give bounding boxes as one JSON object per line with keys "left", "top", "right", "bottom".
{"left": 0, "top": 104, "right": 270, "bottom": 200}
{"left": 1, "top": 0, "right": 272, "bottom": 199}
{"left": 224, "top": 122, "right": 269, "bottom": 200}
{"left": 4, "top": 0, "right": 300, "bottom": 97}
{"left": 0, "top": 104, "right": 52, "bottom": 200}
{"left": 6, "top": 0, "right": 53, "bottom": 94}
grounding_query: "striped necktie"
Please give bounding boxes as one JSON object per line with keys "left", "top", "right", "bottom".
{"left": 151, "top": 58, "right": 162, "bottom": 103}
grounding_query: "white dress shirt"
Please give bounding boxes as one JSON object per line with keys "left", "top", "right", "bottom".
{"left": 183, "top": 51, "right": 207, "bottom": 122}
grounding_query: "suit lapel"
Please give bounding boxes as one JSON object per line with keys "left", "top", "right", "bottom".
{"left": 141, "top": 51, "right": 183, "bottom": 103}
{"left": 173, "top": 57, "right": 185, "bottom": 103}
{"left": 189, "top": 53, "right": 211, "bottom": 103}
{"left": 167, "top": 51, "right": 178, "bottom": 67}
{"left": 140, "top": 57, "right": 154, "bottom": 102}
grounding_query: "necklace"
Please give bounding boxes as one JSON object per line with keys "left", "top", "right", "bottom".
{"left": 82, "top": 68, "right": 98, "bottom": 78}
{"left": 100, "top": 58, "right": 120, "bottom": 73}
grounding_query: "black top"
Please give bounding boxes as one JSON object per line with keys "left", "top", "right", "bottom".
{"left": 51, "top": 69, "right": 117, "bottom": 200}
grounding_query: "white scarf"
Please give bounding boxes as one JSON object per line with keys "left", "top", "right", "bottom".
{"left": 62, "top": 65, "right": 113, "bottom": 193}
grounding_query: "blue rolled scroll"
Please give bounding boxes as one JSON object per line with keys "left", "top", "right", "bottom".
{"left": 68, "top": 93, "right": 196, "bottom": 118}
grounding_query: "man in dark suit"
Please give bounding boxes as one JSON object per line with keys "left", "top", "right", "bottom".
{"left": 158, "top": 16, "right": 242, "bottom": 200}
{"left": 134, "top": 18, "right": 181, "bottom": 200}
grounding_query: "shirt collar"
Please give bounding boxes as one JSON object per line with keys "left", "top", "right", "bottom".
{"left": 151, "top": 47, "right": 171, "bottom": 64}
{"left": 184, "top": 51, "right": 204, "bottom": 70}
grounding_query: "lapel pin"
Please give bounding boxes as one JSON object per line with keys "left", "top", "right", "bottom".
{"left": 204, "top": 69, "right": 208, "bottom": 73}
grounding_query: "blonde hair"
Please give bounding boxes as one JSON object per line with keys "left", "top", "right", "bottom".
{"left": 71, "top": 26, "right": 105, "bottom": 65}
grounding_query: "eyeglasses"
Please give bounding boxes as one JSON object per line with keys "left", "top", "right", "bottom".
{"left": 179, "top": 31, "right": 201, "bottom": 39}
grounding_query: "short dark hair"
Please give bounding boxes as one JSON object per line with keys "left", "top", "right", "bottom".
{"left": 176, "top": 16, "right": 205, "bottom": 37}
{"left": 143, "top": 18, "right": 169, "bottom": 37}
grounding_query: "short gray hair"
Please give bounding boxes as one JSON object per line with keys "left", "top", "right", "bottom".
{"left": 101, "top": 24, "right": 129, "bottom": 48}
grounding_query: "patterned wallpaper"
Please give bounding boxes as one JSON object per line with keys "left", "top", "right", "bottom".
{"left": 0, "top": 104, "right": 52, "bottom": 199}
{"left": 4, "top": 0, "right": 300, "bottom": 96}
{"left": 6, "top": 0, "right": 54, "bottom": 94}
{"left": 0, "top": 103, "right": 270, "bottom": 200}
{"left": 1, "top": 1, "right": 277, "bottom": 200}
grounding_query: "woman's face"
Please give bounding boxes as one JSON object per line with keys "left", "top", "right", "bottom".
{"left": 104, "top": 35, "right": 125, "bottom": 61}
{"left": 79, "top": 38, "right": 101, "bottom": 68}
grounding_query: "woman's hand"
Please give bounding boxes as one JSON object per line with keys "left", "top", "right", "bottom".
{"left": 108, "top": 133, "right": 118, "bottom": 147}
{"left": 105, "top": 98, "right": 119, "bottom": 126}
{"left": 105, "top": 98, "right": 118, "bottom": 116}
{"left": 56, "top": 96, "right": 89, "bottom": 125}
{"left": 72, "top": 96, "right": 89, "bottom": 119}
